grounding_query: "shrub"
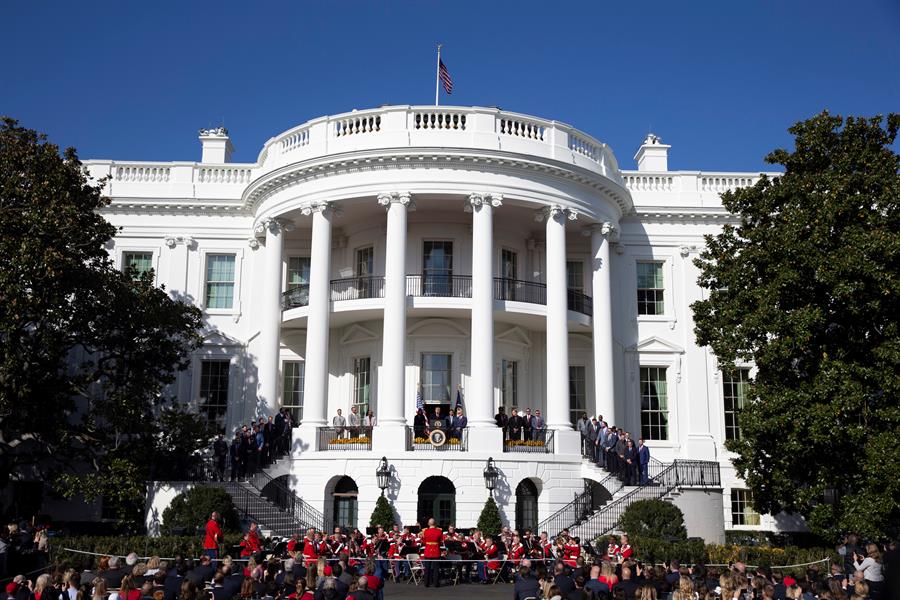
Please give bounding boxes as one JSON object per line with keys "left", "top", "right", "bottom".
{"left": 630, "top": 535, "right": 706, "bottom": 566}
{"left": 51, "top": 534, "right": 245, "bottom": 567}
{"left": 161, "top": 486, "right": 239, "bottom": 535}
{"left": 369, "top": 495, "right": 396, "bottom": 529}
{"left": 476, "top": 497, "right": 503, "bottom": 538}
{"left": 619, "top": 499, "right": 687, "bottom": 541}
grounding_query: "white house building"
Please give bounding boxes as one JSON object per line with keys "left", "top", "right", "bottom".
{"left": 85, "top": 106, "right": 792, "bottom": 540}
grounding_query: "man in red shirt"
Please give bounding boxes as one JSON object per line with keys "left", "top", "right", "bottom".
{"left": 421, "top": 518, "right": 444, "bottom": 588}
{"left": 203, "top": 511, "right": 223, "bottom": 562}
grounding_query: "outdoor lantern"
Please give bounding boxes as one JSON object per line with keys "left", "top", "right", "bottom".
{"left": 376, "top": 456, "right": 390, "bottom": 495}
{"left": 483, "top": 457, "right": 499, "bottom": 496}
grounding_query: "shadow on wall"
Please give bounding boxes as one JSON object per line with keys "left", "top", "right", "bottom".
{"left": 494, "top": 466, "right": 512, "bottom": 526}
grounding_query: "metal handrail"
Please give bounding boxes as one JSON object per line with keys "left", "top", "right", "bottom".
{"left": 317, "top": 426, "right": 373, "bottom": 451}
{"left": 503, "top": 429, "right": 555, "bottom": 453}
{"left": 247, "top": 470, "right": 325, "bottom": 531}
{"left": 567, "top": 289, "right": 593, "bottom": 316}
{"left": 330, "top": 276, "right": 385, "bottom": 301}
{"left": 282, "top": 284, "right": 310, "bottom": 310}
{"left": 493, "top": 277, "right": 547, "bottom": 305}
{"left": 406, "top": 274, "right": 473, "bottom": 298}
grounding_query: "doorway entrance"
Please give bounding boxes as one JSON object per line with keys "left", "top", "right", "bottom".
{"left": 417, "top": 476, "right": 456, "bottom": 529}
{"left": 331, "top": 476, "right": 358, "bottom": 530}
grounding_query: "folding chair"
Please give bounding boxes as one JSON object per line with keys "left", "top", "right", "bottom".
{"left": 444, "top": 555, "right": 462, "bottom": 586}
{"left": 405, "top": 553, "right": 423, "bottom": 585}
{"left": 490, "top": 555, "right": 509, "bottom": 584}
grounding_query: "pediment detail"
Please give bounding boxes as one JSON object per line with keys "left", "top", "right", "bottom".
{"left": 202, "top": 329, "right": 244, "bottom": 347}
{"left": 407, "top": 318, "right": 468, "bottom": 338}
{"left": 495, "top": 326, "right": 532, "bottom": 348}
{"left": 627, "top": 336, "right": 685, "bottom": 354}
{"left": 340, "top": 323, "right": 378, "bottom": 344}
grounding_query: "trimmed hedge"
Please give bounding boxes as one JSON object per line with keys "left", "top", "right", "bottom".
{"left": 619, "top": 499, "right": 687, "bottom": 541}
{"left": 51, "top": 534, "right": 245, "bottom": 567}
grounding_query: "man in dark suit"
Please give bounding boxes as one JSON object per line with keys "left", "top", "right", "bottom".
{"left": 553, "top": 561, "right": 575, "bottom": 596}
{"left": 186, "top": 555, "right": 215, "bottom": 586}
{"left": 451, "top": 407, "right": 467, "bottom": 440}
{"left": 494, "top": 406, "right": 508, "bottom": 431}
{"left": 522, "top": 408, "right": 534, "bottom": 440}
{"left": 430, "top": 406, "right": 448, "bottom": 433}
{"left": 508, "top": 408, "right": 525, "bottom": 441}
{"left": 638, "top": 438, "right": 651, "bottom": 484}
{"left": 221, "top": 565, "right": 243, "bottom": 600}
{"left": 613, "top": 566, "right": 641, "bottom": 600}
{"left": 163, "top": 563, "right": 187, "bottom": 600}
{"left": 513, "top": 565, "right": 541, "bottom": 600}
{"left": 102, "top": 556, "right": 126, "bottom": 588}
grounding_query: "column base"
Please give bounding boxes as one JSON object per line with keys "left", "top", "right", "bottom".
{"left": 372, "top": 425, "right": 409, "bottom": 453}
{"left": 553, "top": 429, "right": 582, "bottom": 456}
{"left": 466, "top": 427, "right": 503, "bottom": 455}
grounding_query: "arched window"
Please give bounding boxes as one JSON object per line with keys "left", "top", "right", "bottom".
{"left": 515, "top": 479, "right": 539, "bottom": 532}
{"left": 332, "top": 476, "right": 358, "bottom": 530}
{"left": 417, "top": 476, "right": 456, "bottom": 529}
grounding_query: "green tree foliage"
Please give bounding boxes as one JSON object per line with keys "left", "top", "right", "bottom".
{"left": 0, "top": 118, "right": 205, "bottom": 528}
{"left": 161, "top": 486, "right": 240, "bottom": 536}
{"left": 476, "top": 497, "right": 503, "bottom": 538}
{"left": 619, "top": 499, "right": 687, "bottom": 540}
{"left": 692, "top": 112, "right": 900, "bottom": 539}
{"left": 369, "top": 495, "right": 396, "bottom": 529}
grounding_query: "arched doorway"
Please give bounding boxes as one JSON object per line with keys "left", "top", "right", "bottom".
{"left": 515, "top": 479, "right": 539, "bottom": 532}
{"left": 417, "top": 476, "right": 455, "bottom": 529}
{"left": 332, "top": 476, "right": 358, "bottom": 530}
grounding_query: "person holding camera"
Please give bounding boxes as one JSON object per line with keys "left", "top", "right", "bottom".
{"left": 853, "top": 544, "right": 884, "bottom": 599}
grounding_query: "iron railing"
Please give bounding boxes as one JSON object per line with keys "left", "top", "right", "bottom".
{"left": 494, "top": 277, "right": 547, "bottom": 305}
{"left": 247, "top": 470, "right": 325, "bottom": 531}
{"left": 536, "top": 472, "right": 622, "bottom": 538}
{"left": 282, "top": 284, "right": 310, "bottom": 309}
{"left": 406, "top": 274, "right": 473, "bottom": 298}
{"left": 317, "top": 426, "right": 373, "bottom": 451}
{"left": 567, "top": 289, "right": 593, "bottom": 316}
{"left": 406, "top": 426, "right": 468, "bottom": 451}
{"left": 330, "top": 276, "right": 385, "bottom": 301}
{"left": 503, "top": 429, "right": 555, "bottom": 453}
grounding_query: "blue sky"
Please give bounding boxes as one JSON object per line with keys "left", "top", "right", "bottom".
{"left": 4, "top": 1, "right": 898, "bottom": 172}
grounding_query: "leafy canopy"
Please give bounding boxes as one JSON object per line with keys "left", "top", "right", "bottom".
{"left": 692, "top": 111, "right": 900, "bottom": 539}
{"left": 0, "top": 118, "right": 206, "bottom": 528}
{"left": 161, "top": 486, "right": 240, "bottom": 536}
{"left": 619, "top": 499, "right": 687, "bottom": 541}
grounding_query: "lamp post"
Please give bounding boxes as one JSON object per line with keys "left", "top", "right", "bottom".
{"left": 376, "top": 456, "right": 390, "bottom": 496}
{"left": 483, "top": 457, "right": 499, "bottom": 499}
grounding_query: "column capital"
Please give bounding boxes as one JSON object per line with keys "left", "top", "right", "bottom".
{"left": 164, "top": 234, "right": 196, "bottom": 249}
{"left": 582, "top": 221, "right": 619, "bottom": 242}
{"left": 247, "top": 237, "right": 260, "bottom": 250}
{"left": 377, "top": 191, "right": 415, "bottom": 210}
{"left": 300, "top": 201, "right": 340, "bottom": 217}
{"left": 534, "top": 204, "right": 578, "bottom": 223}
{"left": 464, "top": 192, "right": 503, "bottom": 212}
{"left": 254, "top": 217, "right": 295, "bottom": 237}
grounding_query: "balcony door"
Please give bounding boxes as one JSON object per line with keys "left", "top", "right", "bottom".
{"left": 356, "top": 246, "right": 374, "bottom": 298}
{"left": 500, "top": 249, "right": 518, "bottom": 300}
{"left": 423, "top": 241, "right": 453, "bottom": 296}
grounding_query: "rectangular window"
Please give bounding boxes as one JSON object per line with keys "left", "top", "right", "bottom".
{"left": 723, "top": 369, "right": 750, "bottom": 441}
{"left": 423, "top": 241, "right": 453, "bottom": 296}
{"left": 569, "top": 365, "right": 586, "bottom": 427}
{"left": 353, "top": 357, "right": 371, "bottom": 415}
{"left": 287, "top": 257, "right": 311, "bottom": 289}
{"left": 421, "top": 353, "right": 452, "bottom": 403}
{"left": 566, "top": 261, "right": 584, "bottom": 292}
{"left": 122, "top": 251, "right": 154, "bottom": 280}
{"left": 199, "top": 360, "right": 230, "bottom": 424}
{"left": 500, "top": 359, "right": 518, "bottom": 411}
{"left": 640, "top": 366, "right": 669, "bottom": 440}
{"left": 282, "top": 361, "right": 305, "bottom": 423}
{"left": 355, "top": 247, "right": 375, "bottom": 298}
{"left": 731, "top": 489, "right": 761, "bottom": 526}
{"left": 205, "top": 254, "right": 236, "bottom": 309}
{"left": 637, "top": 261, "right": 665, "bottom": 315}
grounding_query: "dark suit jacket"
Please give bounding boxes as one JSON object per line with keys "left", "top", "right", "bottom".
{"left": 186, "top": 564, "right": 215, "bottom": 586}
{"left": 163, "top": 575, "right": 183, "bottom": 600}
{"left": 554, "top": 574, "right": 575, "bottom": 596}
{"left": 514, "top": 574, "right": 541, "bottom": 600}
{"left": 614, "top": 579, "right": 641, "bottom": 600}
{"left": 103, "top": 568, "right": 126, "bottom": 588}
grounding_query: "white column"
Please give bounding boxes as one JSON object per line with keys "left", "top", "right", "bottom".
{"left": 467, "top": 193, "right": 502, "bottom": 427}
{"left": 377, "top": 192, "right": 412, "bottom": 429}
{"left": 540, "top": 204, "right": 578, "bottom": 430}
{"left": 257, "top": 218, "right": 290, "bottom": 417}
{"left": 301, "top": 202, "right": 334, "bottom": 428}
{"left": 587, "top": 222, "right": 617, "bottom": 426}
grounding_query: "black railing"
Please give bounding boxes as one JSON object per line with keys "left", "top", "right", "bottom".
{"left": 406, "top": 426, "right": 469, "bottom": 451}
{"left": 567, "top": 289, "right": 593, "bottom": 316}
{"left": 503, "top": 429, "right": 555, "bottom": 453}
{"left": 406, "top": 274, "right": 473, "bottom": 298}
{"left": 282, "top": 284, "right": 310, "bottom": 310}
{"left": 536, "top": 473, "right": 621, "bottom": 538}
{"left": 248, "top": 470, "right": 325, "bottom": 531}
{"left": 330, "top": 276, "right": 385, "bottom": 301}
{"left": 317, "top": 426, "right": 373, "bottom": 451}
{"left": 493, "top": 277, "right": 547, "bottom": 305}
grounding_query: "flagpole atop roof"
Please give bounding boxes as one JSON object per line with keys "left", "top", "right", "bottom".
{"left": 435, "top": 43, "right": 442, "bottom": 106}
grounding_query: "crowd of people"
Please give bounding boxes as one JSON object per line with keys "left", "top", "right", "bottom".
{"left": 574, "top": 413, "right": 652, "bottom": 487}
{"left": 2, "top": 513, "right": 898, "bottom": 600}
{"left": 222, "top": 409, "right": 294, "bottom": 482}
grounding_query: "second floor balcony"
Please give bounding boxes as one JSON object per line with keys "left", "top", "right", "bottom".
{"left": 281, "top": 275, "right": 593, "bottom": 317}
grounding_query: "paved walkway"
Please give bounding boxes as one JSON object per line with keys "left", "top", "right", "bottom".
{"left": 383, "top": 579, "right": 514, "bottom": 598}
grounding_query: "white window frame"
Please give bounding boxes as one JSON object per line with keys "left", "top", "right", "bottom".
{"left": 352, "top": 355, "right": 372, "bottom": 415}
{"left": 282, "top": 359, "right": 305, "bottom": 422}
{"left": 635, "top": 259, "right": 667, "bottom": 318}
{"left": 117, "top": 247, "right": 160, "bottom": 284}
{"left": 639, "top": 365, "right": 670, "bottom": 441}
{"left": 730, "top": 488, "right": 762, "bottom": 527}
{"left": 625, "top": 350, "right": 681, "bottom": 447}
{"left": 198, "top": 248, "right": 244, "bottom": 315}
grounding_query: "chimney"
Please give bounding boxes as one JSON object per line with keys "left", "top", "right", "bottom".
{"left": 633, "top": 133, "right": 670, "bottom": 172}
{"left": 198, "top": 127, "right": 234, "bottom": 163}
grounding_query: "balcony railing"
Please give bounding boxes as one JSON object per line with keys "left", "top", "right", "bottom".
{"left": 282, "top": 275, "right": 592, "bottom": 316}
{"left": 330, "top": 276, "right": 385, "bottom": 301}
{"left": 503, "top": 429, "right": 555, "bottom": 453}
{"left": 406, "top": 427, "right": 468, "bottom": 451}
{"left": 494, "top": 277, "right": 547, "bottom": 305}
{"left": 406, "top": 274, "right": 473, "bottom": 298}
{"left": 317, "top": 426, "right": 372, "bottom": 451}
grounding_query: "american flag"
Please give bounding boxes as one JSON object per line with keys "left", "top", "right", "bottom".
{"left": 454, "top": 387, "right": 463, "bottom": 412}
{"left": 439, "top": 59, "right": 453, "bottom": 94}
{"left": 416, "top": 384, "right": 424, "bottom": 411}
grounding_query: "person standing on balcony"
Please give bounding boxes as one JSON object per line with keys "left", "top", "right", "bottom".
{"left": 532, "top": 409, "right": 545, "bottom": 443}
{"left": 273, "top": 410, "right": 286, "bottom": 455}
{"left": 623, "top": 439, "right": 638, "bottom": 485}
{"left": 332, "top": 409, "right": 347, "bottom": 438}
{"left": 577, "top": 413, "right": 591, "bottom": 456}
{"left": 508, "top": 408, "right": 525, "bottom": 441}
{"left": 522, "top": 408, "right": 533, "bottom": 440}
{"left": 451, "top": 407, "right": 467, "bottom": 440}
{"left": 348, "top": 406, "right": 361, "bottom": 438}
{"left": 363, "top": 410, "right": 376, "bottom": 436}
{"left": 212, "top": 434, "right": 228, "bottom": 481}
{"left": 638, "top": 438, "right": 650, "bottom": 485}
{"left": 413, "top": 408, "right": 427, "bottom": 439}
{"left": 494, "top": 406, "right": 508, "bottom": 434}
